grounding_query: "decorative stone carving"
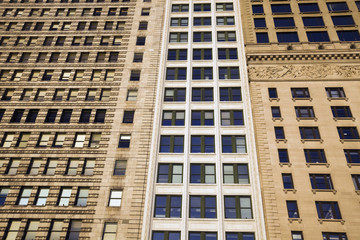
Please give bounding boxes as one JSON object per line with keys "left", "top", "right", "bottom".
{"left": 248, "top": 64, "right": 360, "bottom": 80}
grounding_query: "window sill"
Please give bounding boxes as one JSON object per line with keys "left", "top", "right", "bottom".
{"left": 275, "top": 26, "right": 297, "bottom": 29}
{"left": 301, "top": 139, "right": 323, "bottom": 143}
{"left": 327, "top": 97, "right": 348, "bottom": 101}
{"left": 340, "top": 139, "right": 360, "bottom": 143}
{"left": 347, "top": 163, "right": 360, "bottom": 168}
{"left": 311, "top": 189, "right": 337, "bottom": 194}
{"left": 333, "top": 117, "right": 355, "bottom": 121}
{"left": 304, "top": 26, "right": 326, "bottom": 29}
{"left": 283, "top": 189, "right": 296, "bottom": 193}
{"left": 272, "top": 117, "right": 283, "bottom": 121}
{"left": 318, "top": 219, "right": 345, "bottom": 224}
{"left": 334, "top": 25, "right": 357, "bottom": 28}
{"left": 296, "top": 117, "right": 317, "bottom": 121}
{"left": 276, "top": 139, "right": 287, "bottom": 143}
{"left": 288, "top": 218, "right": 302, "bottom": 223}
{"left": 279, "top": 162, "right": 291, "bottom": 167}
{"left": 306, "top": 162, "right": 329, "bottom": 167}
{"left": 292, "top": 97, "right": 312, "bottom": 101}
{"left": 269, "top": 98, "right": 280, "bottom": 102}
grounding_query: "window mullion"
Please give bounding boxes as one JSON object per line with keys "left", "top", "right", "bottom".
{"left": 169, "top": 164, "right": 173, "bottom": 183}
{"left": 170, "top": 136, "right": 175, "bottom": 152}
{"left": 236, "top": 196, "right": 241, "bottom": 218}
{"left": 201, "top": 196, "right": 205, "bottom": 218}
{"left": 201, "top": 111, "right": 205, "bottom": 125}
{"left": 234, "top": 164, "right": 238, "bottom": 183}
{"left": 166, "top": 196, "right": 171, "bottom": 217}
{"left": 201, "top": 164, "right": 205, "bottom": 183}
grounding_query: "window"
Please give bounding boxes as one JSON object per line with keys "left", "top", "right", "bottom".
{"left": 307, "top": 31, "right": 330, "bottom": 42}
{"left": 282, "top": 174, "right": 294, "bottom": 189}
{"left": 34, "top": 187, "right": 49, "bottom": 206}
{"left": 11, "top": 70, "right": 23, "bottom": 81}
{"left": 28, "top": 158, "right": 41, "bottom": 175}
{"left": 89, "top": 21, "right": 98, "bottom": 30}
{"left": 292, "top": 232, "right": 303, "bottom": 240}
{"left": 287, "top": 201, "right": 299, "bottom": 218}
{"left": 122, "top": 111, "right": 134, "bottom": 123}
{"left": 171, "top": 18, "right": 188, "bottom": 26}
{"left": 268, "top": 88, "right": 278, "bottom": 98}
{"left": 133, "top": 53, "right": 143, "bottom": 62}
{"left": 274, "top": 127, "right": 285, "bottom": 139}
{"left": 295, "top": 106, "right": 315, "bottom": 118}
{"left": 159, "top": 135, "right": 184, "bottom": 153}
{"left": 113, "top": 160, "right": 126, "bottom": 176}
{"left": 109, "top": 190, "right": 122, "bottom": 206}
{"left": 1, "top": 133, "right": 15, "bottom": 148}
{"left": 66, "top": 158, "right": 79, "bottom": 175}
{"left": 194, "top": 3, "right": 211, "bottom": 11}
{"left": 157, "top": 164, "right": 182, "bottom": 183}
{"left": 139, "top": 21, "right": 148, "bottom": 30}
{"left": 164, "top": 88, "right": 186, "bottom": 102}
{"left": 44, "top": 158, "right": 57, "bottom": 175}
{"left": 56, "top": 37, "right": 65, "bottom": 46}
{"left": 352, "top": 175, "right": 360, "bottom": 190}
{"left": 193, "top": 32, "right": 212, "bottom": 42}
{"left": 89, "top": 133, "right": 101, "bottom": 148}
{"left": 17, "top": 187, "right": 32, "bottom": 205}
{"left": 153, "top": 232, "right": 180, "bottom": 240}
{"left": 191, "top": 135, "right": 215, "bottom": 153}
{"left": 337, "top": 30, "right": 360, "bottom": 41}
{"left": 219, "top": 67, "right": 240, "bottom": 80}
{"left": 75, "top": 187, "right": 89, "bottom": 206}
{"left": 119, "top": 8, "right": 128, "bottom": 16}
{"left": 191, "top": 111, "right": 214, "bottom": 126}
{"left": 337, "top": 127, "right": 359, "bottom": 139}
{"left": 53, "top": 89, "right": 65, "bottom": 101}
{"left": 60, "top": 109, "right": 72, "bottom": 123}
{"left": 192, "top": 88, "right": 213, "bottom": 101}
{"left": 274, "top": 18, "right": 295, "bottom": 28}
{"left": 66, "top": 220, "right": 82, "bottom": 240}
{"left": 48, "top": 220, "right": 64, "bottom": 240}
{"left": 222, "top": 136, "right": 246, "bottom": 153}
{"left": 217, "top": 31, "right": 236, "bottom": 42}
{"left": 190, "top": 164, "right": 215, "bottom": 184}
{"left": 34, "top": 22, "right": 44, "bottom": 31}
{"left": 194, "top": 17, "right": 211, "bottom": 26}
{"left": 127, "top": 90, "right": 137, "bottom": 101}
{"left": 10, "top": 109, "right": 24, "bottom": 123}
{"left": 154, "top": 195, "right": 182, "bottom": 218}
{"left": 169, "top": 32, "right": 188, "bottom": 43}
{"left": 3, "top": 220, "right": 21, "bottom": 240}
{"left": 316, "top": 201, "right": 342, "bottom": 219}
{"left": 53, "top": 133, "right": 66, "bottom": 147}
{"left": 42, "top": 70, "right": 54, "bottom": 81}
{"left": 0, "top": 187, "right": 10, "bottom": 206}
{"left": 102, "top": 223, "right": 118, "bottom": 240}
{"left": 79, "top": 109, "right": 91, "bottom": 123}
{"left": 74, "top": 133, "right": 86, "bottom": 148}
{"left": 326, "top": 87, "right": 345, "bottom": 98}
{"left": 136, "top": 37, "right": 146, "bottom": 46}
{"left": 223, "top": 164, "right": 249, "bottom": 184}
{"left": 216, "top": 3, "right": 233, "bottom": 11}
{"left": 327, "top": 2, "right": 349, "bottom": 12}
{"left": 19, "top": 53, "right": 31, "bottom": 63}
{"left": 162, "top": 111, "right": 185, "bottom": 126}
{"left": 190, "top": 196, "right": 216, "bottom": 218}
{"left": 254, "top": 18, "right": 266, "bottom": 28}
{"left": 300, "top": 127, "right": 321, "bottom": 139}
{"left": 356, "top": 1, "right": 360, "bottom": 10}
{"left": 67, "top": 89, "right": 79, "bottom": 101}
{"left": 2, "top": 89, "right": 14, "bottom": 101}
{"left": 79, "top": 52, "right": 89, "bottom": 62}
{"left": 16, "top": 132, "right": 30, "bottom": 147}
{"left": 225, "top": 233, "right": 255, "bottom": 240}
{"left": 130, "top": 70, "right": 141, "bottom": 81}
{"left": 330, "top": 106, "right": 351, "bottom": 118}
{"left": 332, "top": 16, "right": 355, "bottom": 27}
{"left": 252, "top": 5, "right": 264, "bottom": 14}
{"left": 310, "top": 174, "right": 333, "bottom": 190}
{"left": 44, "top": 109, "right": 57, "bottom": 123}
{"left": 271, "top": 107, "right": 281, "bottom": 118}
{"left": 193, "top": 49, "right": 212, "bottom": 60}
{"left": 304, "top": 149, "right": 327, "bottom": 163}
{"left": 217, "top": 16, "right": 234, "bottom": 25}
{"left": 344, "top": 149, "right": 360, "bottom": 163}
{"left": 49, "top": 52, "right": 60, "bottom": 63}
{"left": 302, "top": 17, "right": 325, "bottom": 27}
{"left": 221, "top": 110, "right": 244, "bottom": 126}
{"left": 278, "top": 149, "right": 289, "bottom": 163}
{"left": 118, "top": 134, "right": 131, "bottom": 148}
{"left": 172, "top": 4, "right": 189, "bottom": 12}
{"left": 218, "top": 48, "right": 238, "bottom": 60}
{"left": 58, "top": 187, "right": 72, "bottom": 206}
{"left": 271, "top": 4, "right": 291, "bottom": 14}
{"left": 277, "top": 32, "right": 299, "bottom": 42}
{"left": 5, "top": 158, "right": 20, "bottom": 175}
{"left": 322, "top": 233, "right": 347, "bottom": 240}
{"left": 82, "top": 158, "right": 95, "bottom": 176}
{"left": 224, "top": 196, "right": 252, "bottom": 219}
{"left": 86, "top": 89, "right": 97, "bottom": 101}
{"left": 192, "top": 67, "right": 213, "bottom": 80}
{"left": 0, "top": 109, "right": 5, "bottom": 122}
{"left": 299, "top": 3, "right": 320, "bottom": 13}
{"left": 166, "top": 68, "right": 186, "bottom": 80}
{"left": 141, "top": 8, "right": 150, "bottom": 16}
{"left": 94, "top": 109, "right": 106, "bottom": 123}
{"left": 189, "top": 233, "right": 217, "bottom": 240}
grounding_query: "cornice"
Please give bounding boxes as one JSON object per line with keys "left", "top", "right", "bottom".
{"left": 247, "top": 52, "right": 360, "bottom": 62}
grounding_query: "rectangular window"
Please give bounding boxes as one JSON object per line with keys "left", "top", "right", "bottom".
{"left": 190, "top": 196, "right": 216, "bottom": 218}
{"left": 45, "top": 109, "right": 58, "bottom": 123}
{"left": 109, "top": 190, "right": 122, "bottom": 206}
{"left": 282, "top": 174, "right": 294, "bottom": 189}
{"left": 154, "top": 195, "right": 182, "bottom": 218}
{"left": 113, "top": 160, "right": 126, "bottom": 176}
{"left": 193, "top": 32, "right": 212, "bottom": 42}
{"left": 89, "top": 133, "right": 101, "bottom": 148}
{"left": 48, "top": 220, "right": 64, "bottom": 240}
{"left": 344, "top": 149, "right": 360, "bottom": 163}
{"left": 159, "top": 135, "right": 184, "bottom": 153}
{"left": 307, "top": 31, "right": 330, "bottom": 42}
{"left": 101, "top": 89, "right": 111, "bottom": 101}
{"left": 1, "top": 133, "right": 15, "bottom": 148}
{"left": 222, "top": 135, "right": 246, "bottom": 153}
{"left": 3, "top": 220, "right": 21, "bottom": 240}
{"left": 216, "top": 3, "right": 233, "bottom": 11}
{"left": 218, "top": 48, "right": 238, "bottom": 60}
{"left": 224, "top": 196, "right": 252, "bottom": 219}
{"left": 302, "top": 17, "right": 325, "bottom": 27}
{"left": 66, "top": 158, "right": 79, "bottom": 175}
{"left": 162, "top": 111, "right": 185, "bottom": 126}
{"left": 168, "top": 49, "right": 187, "bottom": 60}
{"left": 299, "top": 3, "right": 320, "bottom": 13}
{"left": 194, "top": 17, "right": 211, "bottom": 26}
{"left": 66, "top": 220, "right": 82, "bottom": 240}
{"left": 169, "top": 33, "right": 188, "bottom": 43}
{"left": 164, "top": 88, "right": 186, "bottom": 102}
{"left": 331, "top": 106, "right": 352, "bottom": 118}
{"left": 278, "top": 149, "right": 289, "bottom": 163}
{"left": 277, "top": 32, "right": 299, "bottom": 43}
{"left": 271, "top": 107, "right": 281, "bottom": 118}
{"left": 73, "top": 133, "right": 86, "bottom": 148}
{"left": 316, "top": 201, "right": 342, "bottom": 219}
{"left": 190, "top": 164, "right": 215, "bottom": 184}
{"left": 221, "top": 110, "right": 244, "bottom": 126}
{"left": 53, "top": 133, "right": 66, "bottom": 147}
{"left": 75, "top": 187, "right": 89, "bottom": 206}
{"left": 219, "top": 67, "right": 240, "bottom": 80}
{"left": 118, "top": 134, "right": 131, "bottom": 148}
{"left": 171, "top": 4, "right": 189, "bottom": 12}
{"left": 254, "top": 18, "right": 266, "bottom": 28}
{"left": 326, "top": 87, "right": 346, "bottom": 98}
{"left": 82, "top": 158, "right": 95, "bottom": 176}
{"left": 337, "top": 127, "right": 359, "bottom": 139}
{"left": 300, "top": 127, "right": 321, "bottom": 139}
{"left": 352, "top": 175, "right": 360, "bottom": 190}
{"left": 94, "top": 109, "right": 106, "bottom": 123}
{"left": 223, "top": 164, "right": 249, "bottom": 184}
{"left": 79, "top": 109, "right": 91, "bottom": 123}
{"left": 191, "top": 111, "right": 214, "bottom": 126}
{"left": 35, "top": 187, "right": 49, "bottom": 206}
{"left": 153, "top": 232, "right": 181, "bottom": 240}
{"left": 6, "top": 158, "right": 20, "bottom": 175}
{"left": 192, "top": 67, "right": 213, "bottom": 80}
{"left": 310, "top": 174, "right": 333, "bottom": 190}
{"left": 332, "top": 16, "right": 354, "bottom": 26}
{"left": 28, "top": 158, "right": 41, "bottom": 175}
{"left": 322, "top": 233, "right": 347, "bottom": 240}
{"left": 192, "top": 88, "right": 213, "bottom": 101}
{"left": 2, "top": 89, "right": 14, "bottom": 101}
{"left": 225, "top": 233, "right": 255, "bottom": 240}
{"left": 291, "top": 88, "right": 310, "bottom": 98}
{"left": 274, "top": 127, "right": 285, "bottom": 139}
{"left": 44, "top": 158, "right": 57, "bottom": 175}
{"left": 274, "top": 17, "right": 295, "bottom": 28}
{"left": 194, "top": 3, "right": 211, "bottom": 11}
{"left": 157, "top": 164, "right": 182, "bottom": 183}
{"left": 58, "top": 187, "right": 72, "bottom": 206}
{"left": 102, "top": 223, "right": 118, "bottom": 240}
{"left": 271, "top": 4, "right": 292, "bottom": 13}
{"left": 193, "top": 49, "right": 212, "bottom": 60}
{"left": 252, "top": 5, "right": 264, "bottom": 14}
{"left": 295, "top": 106, "right": 315, "bottom": 118}
{"left": 191, "top": 135, "right": 215, "bottom": 153}
{"left": 287, "top": 201, "right": 300, "bottom": 218}
{"left": 327, "top": 2, "right": 349, "bottom": 12}
{"left": 166, "top": 68, "right": 186, "bottom": 80}
{"left": 86, "top": 89, "right": 97, "bottom": 101}
{"left": 17, "top": 187, "right": 32, "bottom": 205}
{"left": 60, "top": 109, "right": 72, "bottom": 123}
{"left": 16, "top": 132, "right": 30, "bottom": 147}
{"left": 304, "top": 149, "right": 327, "bottom": 163}
{"left": 67, "top": 89, "right": 79, "bottom": 101}
{"left": 10, "top": 109, "right": 24, "bottom": 123}
{"left": 217, "top": 31, "right": 236, "bottom": 41}
{"left": 0, "top": 187, "right": 10, "bottom": 206}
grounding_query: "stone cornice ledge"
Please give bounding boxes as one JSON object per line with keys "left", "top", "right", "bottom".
{"left": 247, "top": 53, "right": 360, "bottom": 62}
